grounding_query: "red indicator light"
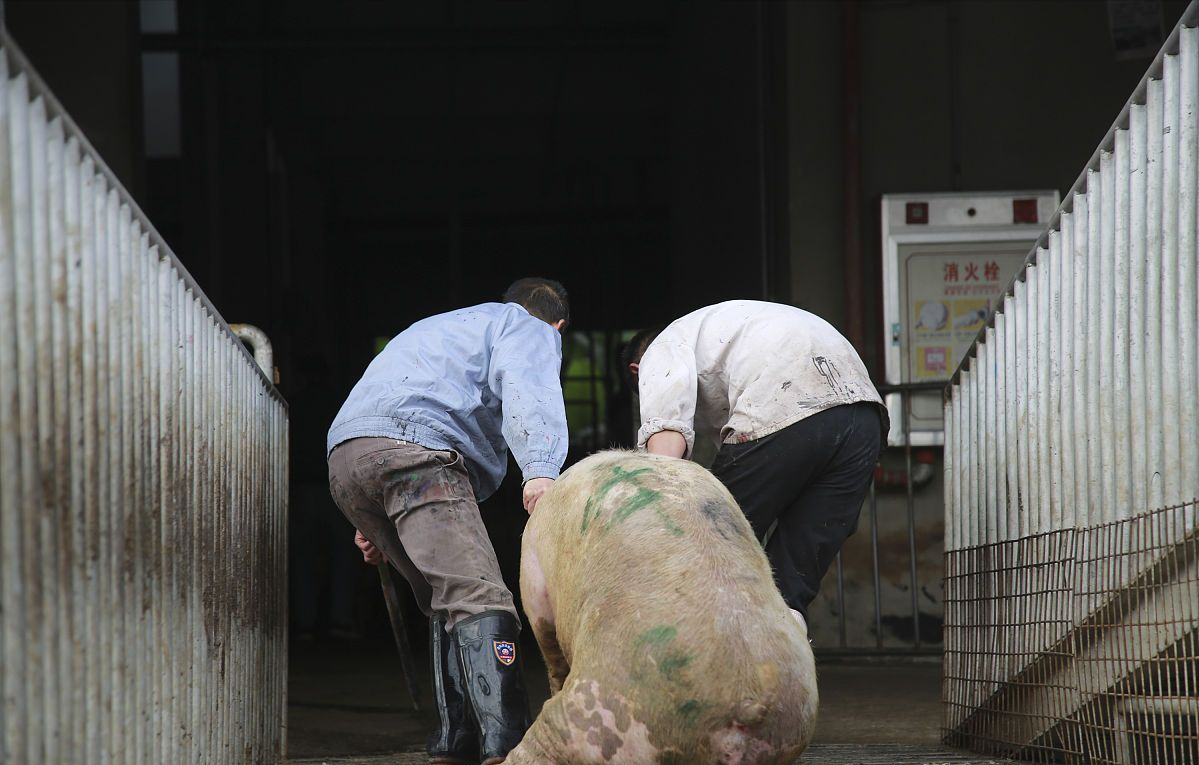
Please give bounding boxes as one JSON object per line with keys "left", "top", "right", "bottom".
{"left": 1013, "top": 198, "right": 1038, "bottom": 223}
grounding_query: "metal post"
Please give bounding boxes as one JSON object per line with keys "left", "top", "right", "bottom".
{"left": 869, "top": 479, "right": 882, "bottom": 649}
{"left": 835, "top": 552, "right": 847, "bottom": 649}
{"left": 902, "top": 388, "right": 921, "bottom": 647}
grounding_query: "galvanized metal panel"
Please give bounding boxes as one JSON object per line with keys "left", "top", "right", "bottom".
{"left": 1058, "top": 212, "right": 1076, "bottom": 532}
{"left": 0, "top": 30, "right": 287, "bottom": 765}
{"left": 1127, "top": 103, "right": 1149, "bottom": 521}
{"left": 1026, "top": 265, "right": 1042, "bottom": 533}
{"left": 1002, "top": 293, "right": 1019, "bottom": 542}
{"left": 1070, "top": 194, "right": 1090, "bottom": 525}
{"left": 983, "top": 327, "right": 998, "bottom": 545}
{"left": 1098, "top": 151, "right": 1117, "bottom": 525}
{"left": 1035, "top": 251, "right": 1053, "bottom": 531}
{"left": 1112, "top": 130, "right": 1132, "bottom": 522}
{"left": 944, "top": 10, "right": 1199, "bottom": 762}
{"left": 1178, "top": 26, "right": 1199, "bottom": 504}
{"left": 1145, "top": 78, "right": 1166, "bottom": 512}
{"left": 946, "top": 384, "right": 958, "bottom": 551}
{"left": 993, "top": 312, "right": 1009, "bottom": 543}
{"left": 1047, "top": 231, "right": 1063, "bottom": 533}
{"left": 1161, "top": 50, "right": 1182, "bottom": 509}
{"left": 0, "top": 52, "right": 21, "bottom": 765}
{"left": 1013, "top": 277, "right": 1030, "bottom": 536}
{"left": 1085, "top": 168, "right": 1104, "bottom": 527}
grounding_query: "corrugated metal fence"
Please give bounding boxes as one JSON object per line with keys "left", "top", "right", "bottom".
{"left": 0, "top": 28, "right": 289, "bottom": 765}
{"left": 943, "top": 5, "right": 1199, "bottom": 764}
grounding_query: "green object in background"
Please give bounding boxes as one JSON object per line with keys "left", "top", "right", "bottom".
{"left": 563, "top": 352, "right": 603, "bottom": 429}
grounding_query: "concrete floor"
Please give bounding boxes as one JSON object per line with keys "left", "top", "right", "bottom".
{"left": 285, "top": 636, "right": 1014, "bottom": 765}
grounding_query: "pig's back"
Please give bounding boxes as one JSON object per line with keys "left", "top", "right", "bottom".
{"left": 527, "top": 451, "right": 817, "bottom": 760}
{"left": 531, "top": 451, "right": 775, "bottom": 618}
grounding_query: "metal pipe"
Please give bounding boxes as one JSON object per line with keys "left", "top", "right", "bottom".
{"left": 869, "top": 480, "right": 882, "bottom": 650}
{"left": 229, "top": 322, "right": 275, "bottom": 382}
{"left": 835, "top": 551, "right": 847, "bottom": 649}
{"left": 902, "top": 388, "right": 921, "bottom": 648}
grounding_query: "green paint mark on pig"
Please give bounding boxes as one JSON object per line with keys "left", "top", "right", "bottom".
{"left": 634, "top": 625, "right": 692, "bottom": 682}
{"left": 658, "top": 653, "right": 692, "bottom": 679}
{"left": 581, "top": 495, "right": 600, "bottom": 534}
{"left": 608, "top": 486, "right": 661, "bottom": 527}
{"left": 581, "top": 465, "right": 670, "bottom": 535}
{"left": 636, "top": 625, "right": 678, "bottom": 647}
{"left": 651, "top": 506, "right": 685, "bottom": 537}
{"left": 676, "top": 699, "right": 706, "bottom": 722}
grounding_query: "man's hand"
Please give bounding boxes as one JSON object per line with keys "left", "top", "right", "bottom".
{"left": 646, "top": 430, "right": 687, "bottom": 459}
{"left": 354, "top": 529, "right": 382, "bottom": 566}
{"left": 523, "top": 477, "right": 555, "bottom": 514}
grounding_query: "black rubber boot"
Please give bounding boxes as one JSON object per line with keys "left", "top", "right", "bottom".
{"left": 426, "top": 614, "right": 479, "bottom": 765}
{"left": 453, "top": 611, "right": 532, "bottom": 765}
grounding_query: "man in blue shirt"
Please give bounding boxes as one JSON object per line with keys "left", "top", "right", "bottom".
{"left": 327, "top": 278, "right": 570, "bottom": 765}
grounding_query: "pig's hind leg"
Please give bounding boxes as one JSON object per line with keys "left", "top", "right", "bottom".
{"left": 531, "top": 615, "right": 570, "bottom": 695}
{"left": 504, "top": 678, "right": 659, "bottom": 765}
{"left": 519, "top": 541, "right": 571, "bottom": 694}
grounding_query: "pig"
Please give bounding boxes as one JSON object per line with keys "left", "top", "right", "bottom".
{"left": 507, "top": 450, "right": 818, "bottom": 765}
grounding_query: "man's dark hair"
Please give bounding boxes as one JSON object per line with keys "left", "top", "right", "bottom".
{"left": 621, "top": 325, "right": 664, "bottom": 386}
{"left": 503, "top": 277, "right": 570, "bottom": 329}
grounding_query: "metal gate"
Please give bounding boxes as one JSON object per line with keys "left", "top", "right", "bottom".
{"left": 0, "top": 27, "right": 289, "bottom": 765}
{"left": 943, "top": 5, "right": 1199, "bottom": 762}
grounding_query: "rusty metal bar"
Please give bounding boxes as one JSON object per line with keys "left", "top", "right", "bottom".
{"left": 0, "top": 26, "right": 288, "bottom": 765}
{"left": 869, "top": 480, "right": 882, "bottom": 650}
{"left": 835, "top": 551, "right": 847, "bottom": 649}
{"left": 901, "top": 387, "right": 921, "bottom": 648}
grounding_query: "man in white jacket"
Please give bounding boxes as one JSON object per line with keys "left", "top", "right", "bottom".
{"left": 624, "top": 300, "right": 887, "bottom": 620}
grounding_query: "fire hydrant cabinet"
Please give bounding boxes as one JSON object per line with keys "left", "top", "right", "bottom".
{"left": 880, "top": 190, "right": 1059, "bottom": 446}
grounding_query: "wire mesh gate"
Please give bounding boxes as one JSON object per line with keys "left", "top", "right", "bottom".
{"left": 944, "top": 503, "right": 1198, "bottom": 763}
{"left": 943, "top": 4, "right": 1199, "bottom": 763}
{"left": 0, "top": 26, "right": 289, "bottom": 765}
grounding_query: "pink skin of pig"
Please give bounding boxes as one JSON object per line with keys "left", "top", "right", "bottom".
{"left": 507, "top": 451, "right": 818, "bottom": 765}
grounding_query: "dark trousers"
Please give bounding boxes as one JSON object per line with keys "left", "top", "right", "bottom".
{"left": 710, "top": 402, "right": 884, "bottom": 619}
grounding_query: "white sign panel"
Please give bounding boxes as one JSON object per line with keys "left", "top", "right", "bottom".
{"left": 881, "top": 191, "right": 1059, "bottom": 446}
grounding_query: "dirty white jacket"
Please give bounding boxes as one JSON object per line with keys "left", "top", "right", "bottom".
{"left": 636, "top": 300, "right": 883, "bottom": 458}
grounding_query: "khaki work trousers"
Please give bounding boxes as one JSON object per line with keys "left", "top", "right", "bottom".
{"left": 327, "top": 437, "right": 517, "bottom": 628}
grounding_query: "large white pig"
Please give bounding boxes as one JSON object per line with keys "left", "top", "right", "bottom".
{"left": 507, "top": 451, "right": 818, "bottom": 765}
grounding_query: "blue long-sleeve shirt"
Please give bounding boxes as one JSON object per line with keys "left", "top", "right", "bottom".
{"left": 327, "top": 302, "right": 568, "bottom": 500}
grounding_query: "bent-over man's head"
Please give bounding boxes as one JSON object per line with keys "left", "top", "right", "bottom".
{"left": 503, "top": 277, "right": 570, "bottom": 332}
{"left": 622, "top": 325, "right": 664, "bottom": 384}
